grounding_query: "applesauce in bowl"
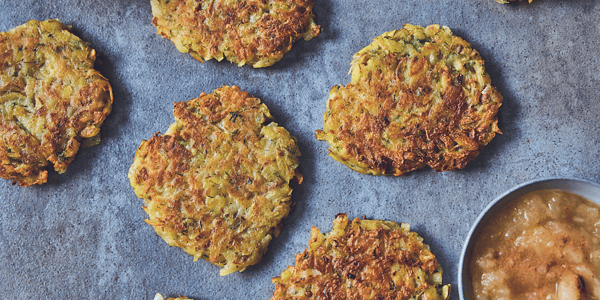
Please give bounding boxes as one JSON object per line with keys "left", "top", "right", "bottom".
{"left": 459, "top": 179, "right": 600, "bottom": 300}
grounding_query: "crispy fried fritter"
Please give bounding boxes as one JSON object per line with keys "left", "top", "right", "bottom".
{"left": 271, "top": 214, "right": 451, "bottom": 300}
{"left": 154, "top": 293, "right": 192, "bottom": 300}
{"left": 316, "top": 24, "right": 502, "bottom": 176}
{"left": 129, "top": 85, "right": 302, "bottom": 276}
{"left": 495, "top": 0, "right": 533, "bottom": 3}
{"left": 0, "top": 19, "right": 113, "bottom": 186}
{"left": 150, "top": 0, "right": 321, "bottom": 68}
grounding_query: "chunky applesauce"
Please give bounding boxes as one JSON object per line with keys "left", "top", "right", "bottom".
{"left": 470, "top": 189, "right": 600, "bottom": 300}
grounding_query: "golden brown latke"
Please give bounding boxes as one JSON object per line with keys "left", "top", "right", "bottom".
{"left": 154, "top": 293, "right": 192, "bottom": 300}
{"left": 316, "top": 24, "right": 502, "bottom": 176}
{"left": 271, "top": 213, "right": 451, "bottom": 300}
{"left": 129, "top": 85, "right": 302, "bottom": 276}
{"left": 0, "top": 19, "right": 113, "bottom": 186}
{"left": 150, "top": 0, "right": 321, "bottom": 68}
{"left": 496, "top": 0, "right": 533, "bottom": 3}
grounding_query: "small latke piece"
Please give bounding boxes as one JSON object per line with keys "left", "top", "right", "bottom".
{"left": 129, "top": 85, "right": 302, "bottom": 276}
{"left": 495, "top": 0, "right": 533, "bottom": 3}
{"left": 150, "top": 0, "right": 321, "bottom": 68}
{"left": 271, "top": 213, "right": 451, "bottom": 300}
{"left": 316, "top": 24, "right": 502, "bottom": 176}
{"left": 0, "top": 19, "right": 113, "bottom": 186}
{"left": 154, "top": 293, "right": 192, "bottom": 300}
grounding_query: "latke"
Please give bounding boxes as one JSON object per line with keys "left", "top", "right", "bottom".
{"left": 150, "top": 0, "right": 321, "bottom": 68}
{"left": 316, "top": 24, "right": 502, "bottom": 176}
{"left": 154, "top": 294, "right": 192, "bottom": 300}
{"left": 496, "top": 0, "right": 533, "bottom": 3}
{"left": 271, "top": 213, "right": 451, "bottom": 300}
{"left": 0, "top": 19, "right": 113, "bottom": 186}
{"left": 129, "top": 85, "right": 302, "bottom": 276}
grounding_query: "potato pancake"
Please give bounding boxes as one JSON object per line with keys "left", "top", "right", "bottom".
{"left": 129, "top": 85, "right": 302, "bottom": 276}
{"left": 154, "top": 294, "right": 192, "bottom": 300}
{"left": 150, "top": 0, "right": 321, "bottom": 68}
{"left": 495, "top": 0, "right": 533, "bottom": 3}
{"left": 316, "top": 24, "right": 502, "bottom": 176}
{"left": 271, "top": 213, "right": 451, "bottom": 300}
{"left": 0, "top": 19, "right": 113, "bottom": 186}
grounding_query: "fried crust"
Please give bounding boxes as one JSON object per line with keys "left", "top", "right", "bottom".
{"left": 129, "top": 85, "right": 302, "bottom": 276}
{"left": 150, "top": 0, "right": 321, "bottom": 68}
{"left": 316, "top": 24, "right": 502, "bottom": 176}
{"left": 496, "top": 0, "right": 533, "bottom": 3}
{"left": 154, "top": 294, "right": 192, "bottom": 300}
{"left": 0, "top": 19, "right": 113, "bottom": 186}
{"left": 271, "top": 214, "right": 451, "bottom": 300}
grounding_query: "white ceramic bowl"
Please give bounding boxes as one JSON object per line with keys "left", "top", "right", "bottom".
{"left": 457, "top": 178, "right": 600, "bottom": 300}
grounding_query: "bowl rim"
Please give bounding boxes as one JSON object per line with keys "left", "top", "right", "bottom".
{"left": 457, "top": 177, "right": 600, "bottom": 300}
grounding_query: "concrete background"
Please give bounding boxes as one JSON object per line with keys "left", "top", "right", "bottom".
{"left": 0, "top": 0, "right": 599, "bottom": 299}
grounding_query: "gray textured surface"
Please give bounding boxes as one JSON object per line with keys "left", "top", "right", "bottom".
{"left": 0, "top": 0, "right": 599, "bottom": 299}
